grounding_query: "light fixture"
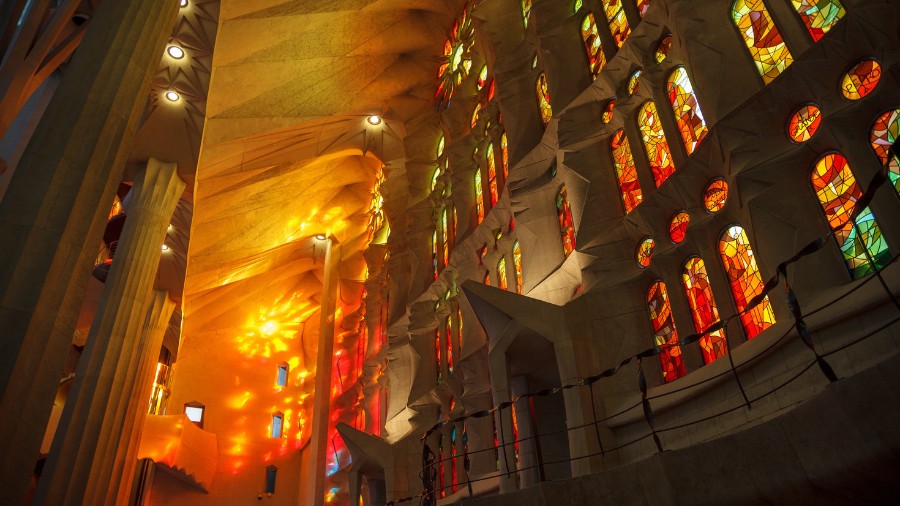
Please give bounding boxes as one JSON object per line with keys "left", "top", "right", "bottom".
{"left": 161, "top": 244, "right": 169, "bottom": 251}
{"left": 366, "top": 115, "right": 382, "bottom": 126}
{"left": 165, "top": 90, "right": 180, "bottom": 102}
{"left": 180, "top": 0, "right": 188, "bottom": 7}
{"left": 314, "top": 234, "right": 326, "bottom": 240}
{"left": 167, "top": 45, "right": 185, "bottom": 59}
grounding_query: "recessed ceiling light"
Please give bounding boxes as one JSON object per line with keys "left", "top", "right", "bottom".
{"left": 161, "top": 244, "right": 169, "bottom": 251}
{"left": 165, "top": 90, "right": 180, "bottom": 102}
{"left": 366, "top": 115, "right": 382, "bottom": 125}
{"left": 167, "top": 45, "right": 185, "bottom": 59}
{"left": 314, "top": 234, "right": 326, "bottom": 240}
{"left": 180, "top": 0, "right": 188, "bottom": 7}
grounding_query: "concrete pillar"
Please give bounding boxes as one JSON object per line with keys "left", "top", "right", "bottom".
{"left": 33, "top": 158, "right": 184, "bottom": 506}
{"left": 0, "top": 0, "right": 179, "bottom": 502}
{"left": 302, "top": 236, "right": 341, "bottom": 506}
{"left": 488, "top": 355, "right": 518, "bottom": 493}
{"left": 349, "top": 469, "right": 362, "bottom": 506}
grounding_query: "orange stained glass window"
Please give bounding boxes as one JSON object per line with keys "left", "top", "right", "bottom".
{"left": 483, "top": 270, "right": 491, "bottom": 285}
{"left": 787, "top": 104, "right": 822, "bottom": 143}
{"left": 487, "top": 143, "right": 499, "bottom": 206}
{"left": 475, "top": 169, "right": 484, "bottom": 224}
{"left": 811, "top": 153, "right": 892, "bottom": 279}
{"left": 647, "top": 281, "right": 685, "bottom": 383}
{"left": 456, "top": 306, "right": 464, "bottom": 352}
{"left": 501, "top": 132, "right": 509, "bottom": 179}
{"left": 791, "top": 0, "right": 845, "bottom": 42}
{"left": 669, "top": 211, "right": 689, "bottom": 243}
{"left": 537, "top": 73, "right": 552, "bottom": 125}
{"left": 637, "top": 238, "right": 655, "bottom": 268}
{"left": 627, "top": 69, "right": 642, "bottom": 95}
{"left": 446, "top": 316, "right": 454, "bottom": 372}
{"left": 581, "top": 13, "right": 606, "bottom": 79}
{"left": 432, "top": 230, "right": 439, "bottom": 279}
{"left": 513, "top": 241, "right": 523, "bottom": 294}
{"left": 682, "top": 257, "right": 729, "bottom": 364}
{"left": 435, "top": 328, "right": 442, "bottom": 383}
{"left": 841, "top": 59, "right": 881, "bottom": 100}
{"left": 602, "top": 99, "right": 616, "bottom": 124}
{"left": 719, "top": 226, "right": 776, "bottom": 339}
{"left": 436, "top": 8, "right": 475, "bottom": 105}
{"left": 471, "top": 103, "right": 482, "bottom": 129}
{"left": 453, "top": 206, "right": 458, "bottom": 241}
{"left": 602, "top": 0, "right": 631, "bottom": 47}
{"left": 441, "top": 207, "right": 449, "bottom": 266}
{"left": 655, "top": 34, "right": 672, "bottom": 63}
{"left": 870, "top": 108, "right": 900, "bottom": 194}
{"left": 638, "top": 100, "right": 676, "bottom": 187}
{"left": 732, "top": 0, "right": 793, "bottom": 84}
{"left": 636, "top": 0, "right": 652, "bottom": 16}
{"left": 611, "top": 129, "right": 643, "bottom": 213}
{"left": 557, "top": 184, "right": 576, "bottom": 257}
{"left": 498, "top": 257, "right": 508, "bottom": 290}
{"left": 667, "top": 66, "right": 708, "bottom": 155}
{"left": 703, "top": 179, "right": 728, "bottom": 213}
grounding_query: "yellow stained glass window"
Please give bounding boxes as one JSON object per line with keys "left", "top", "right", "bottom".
{"left": 602, "top": 0, "right": 631, "bottom": 47}
{"left": 557, "top": 185, "right": 576, "bottom": 257}
{"left": 841, "top": 59, "right": 881, "bottom": 101}
{"left": 487, "top": 143, "right": 499, "bottom": 206}
{"left": 513, "top": 241, "right": 523, "bottom": 294}
{"left": 522, "top": 0, "right": 532, "bottom": 28}
{"left": 501, "top": 132, "right": 509, "bottom": 179}
{"left": 581, "top": 13, "right": 606, "bottom": 79}
{"left": 602, "top": 99, "right": 616, "bottom": 124}
{"left": 627, "top": 69, "right": 642, "bottom": 95}
{"left": 667, "top": 66, "right": 708, "bottom": 155}
{"left": 655, "top": 34, "right": 672, "bottom": 63}
{"left": 611, "top": 129, "right": 643, "bottom": 213}
{"left": 732, "top": 0, "right": 793, "bottom": 84}
{"left": 436, "top": 8, "right": 475, "bottom": 105}
{"left": 638, "top": 100, "right": 676, "bottom": 187}
{"left": 637, "top": 238, "right": 655, "bottom": 268}
{"left": 474, "top": 169, "right": 484, "bottom": 224}
{"left": 791, "top": 0, "right": 844, "bottom": 42}
{"left": 537, "top": 73, "right": 552, "bottom": 125}
{"left": 432, "top": 230, "right": 439, "bottom": 280}
{"left": 719, "top": 226, "right": 776, "bottom": 339}
{"left": 441, "top": 207, "right": 449, "bottom": 267}
{"left": 703, "top": 179, "right": 728, "bottom": 213}
{"left": 498, "top": 257, "right": 508, "bottom": 290}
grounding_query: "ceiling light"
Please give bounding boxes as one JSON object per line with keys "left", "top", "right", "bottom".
{"left": 314, "top": 234, "right": 326, "bottom": 240}
{"left": 167, "top": 45, "right": 185, "bottom": 59}
{"left": 366, "top": 115, "right": 382, "bottom": 125}
{"left": 161, "top": 244, "right": 169, "bottom": 251}
{"left": 165, "top": 90, "right": 180, "bottom": 102}
{"left": 180, "top": 0, "right": 188, "bottom": 7}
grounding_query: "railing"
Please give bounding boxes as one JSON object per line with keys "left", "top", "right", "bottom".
{"left": 386, "top": 150, "right": 900, "bottom": 506}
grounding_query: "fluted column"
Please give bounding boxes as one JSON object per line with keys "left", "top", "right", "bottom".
{"left": 33, "top": 158, "right": 185, "bottom": 506}
{"left": 0, "top": 0, "right": 179, "bottom": 502}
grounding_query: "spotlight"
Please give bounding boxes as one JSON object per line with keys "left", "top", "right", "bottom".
{"left": 167, "top": 45, "right": 185, "bottom": 59}
{"left": 165, "top": 90, "right": 180, "bottom": 102}
{"left": 314, "top": 234, "right": 326, "bottom": 240}
{"left": 161, "top": 244, "right": 170, "bottom": 251}
{"left": 366, "top": 115, "right": 382, "bottom": 126}
{"left": 180, "top": 0, "right": 188, "bottom": 7}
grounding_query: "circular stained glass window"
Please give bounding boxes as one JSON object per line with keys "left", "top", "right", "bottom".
{"left": 655, "top": 35, "right": 672, "bottom": 64}
{"left": 841, "top": 59, "right": 881, "bottom": 101}
{"left": 669, "top": 211, "right": 690, "bottom": 243}
{"left": 703, "top": 179, "right": 728, "bottom": 213}
{"left": 787, "top": 104, "right": 822, "bottom": 143}
{"left": 627, "top": 69, "right": 642, "bottom": 95}
{"left": 637, "top": 238, "right": 655, "bottom": 268}
{"left": 602, "top": 99, "right": 616, "bottom": 124}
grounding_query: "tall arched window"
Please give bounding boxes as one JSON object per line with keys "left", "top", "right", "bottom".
{"left": 441, "top": 207, "right": 449, "bottom": 267}
{"left": 446, "top": 316, "right": 454, "bottom": 373}
{"left": 637, "top": 100, "right": 676, "bottom": 187}
{"left": 647, "top": 281, "right": 685, "bottom": 382}
{"left": 432, "top": 230, "right": 439, "bottom": 280}
{"left": 435, "top": 328, "right": 442, "bottom": 384}
{"left": 682, "top": 258, "right": 728, "bottom": 364}
{"left": 501, "top": 132, "right": 509, "bottom": 179}
{"left": 487, "top": 143, "right": 499, "bottom": 206}
{"left": 611, "top": 129, "right": 643, "bottom": 213}
{"left": 474, "top": 169, "right": 484, "bottom": 224}
{"left": 732, "top": 0, "right": 793, "bottom": 84}
{"left": 719, "top": 226, "right": 776, "bottom": 339}
{"left": 557, "top": 185, "right": 576, "bottom": 257}
{"left": 581, "top": 13, "right": 606, "bottom": 79}
{"left": 498, "top": 257, "right": 508, "bottom": 291}
{"left": 791, "top": 0, "right": 845, "bottom": 41}
{"left": 870, "top": 108, "right": 900, "bottom": 195}
{"left": 636, "top": 0, "right": 652, "bottom": 17}
{"left": 513, "top": 241, "right": 523, "bottom": 294}
{"left": 667, "top": 66, "right": 708, "bottom": 155}
{"left": 537, "top": 73, "right": 552, "bottom": 125}
{"left": 522, "top": 0, "right": 532, "bottom": 28}
{"left": 602, "top": 0, "right": 631, "bottom": 47}
{"left": 811, "top": 153, "right": 892, "bottom": 279}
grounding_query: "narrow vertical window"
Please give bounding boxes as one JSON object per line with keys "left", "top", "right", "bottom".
{"left": 732, "top": 0, "right": 793, "bottom": 84}
{"left": 811, "top": 153, "right": 892, "bottom": 279}
{"left": 791, "top": 0, "right": 845, "bottom": 42}
{"left": 682, "top": 258, "right": 729, "bottom": 363}
{"left": 611, "top": 129, "right": 643, "bottom": 213}
{"left": 451, "top": 426, "right": 459, "bottom": 493}
{"left": 501, "top": 132, "right": 509, "bottom": 179}
{"left": 474, "top": 169, "right": 485, "bottom": 224}
{"left": 271, "top": 412, "right": 284, "bottom": 438}
{"left": 581, "top": 13, "right": 606, "bottom": 79}
{"left": 537, "top": 73, "right": 552, "bottom": 125}
{"left": 487, "top": 143, "right": 499, "bottom": 206}
{"left": 436, "top": 329, "right": 442, "bottom": 384}
{"left": 513, "top": 241, "right": 524, "bottom": 294}
{"left": 557, "top": 185, "right": 576, "bottom": 257}
{"left": 441, "top": 207, "right": 449, "bottom": 267}
{"left": 667, "top": 66, "right": 708, "bottom": 155}
{"left": 483, "top": 271, "right": 491, "bottom": 285}
{"left": 870, "top": 109, "right": 900, "bottom": 194}
{"left": 498, "top": 257, "right": 508, "bottom": 291}
{"left": 456, "top": 306, "right": 464, "bottom": 354}
{"left": 719, "top": 226, "right": 776, "bottom": 339}
{"left": 636, "top": 0, "right": 651, "bottom": 17}
{"left": 184, "top": 401, "right": 205, "bottom": 429}
{"left": 265, "top": 465, "right": 277, "bottom": 495}
{"left": 446, "top": 316, "right": 454, "bottom": 373}
{"left": 432, "top": 230, "right": 439, "bottom": 279}
{"left": 522, "top": 0, "right": 532, "bottom": 28}
{"left": 647, "top": 281, "right": 685, "bottom": 382}
{"left": 276, "top": 363, "right": 289, "bottom": 387}
{"left": 637, "top": 100, "right": 676, "bottom": 186}
{"left": 602, "top": 0, "right": 631, "bottom": 47}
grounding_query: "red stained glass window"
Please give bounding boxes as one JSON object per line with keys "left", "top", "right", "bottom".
{"left": 669, "top": 211, "right": 689, "bottom": 243}
{"left": 627, "top": 69, "right": 642, "bottom": 95}
{"left": 870, "top": 108, "right": 900, "bottom": 194}
{"left": 435, "top": 328, "right": 442, "bottom": 384}
{"left": 732, "top": 0, "right": 793, "bottom": 84}
{"left": 703, "top": 179, "right": 728, "bottom": 213}
{"left": 655, "top": 34, "right": 672, "bottom": 63}
{"left": 638, "top": 100, "right": 676, "bottom": 187}
{"left": 682, "top": 257, "right": 728, "bottom": 363}
{"left": 719, "top": 226, "right": 776, "bottom": 339}
{"left": 487, "top": 143, "right": 499, "bottom": 206}
{"left": 647, "top": 281, "right": 685, "bottom": 382}
{"left": 667, "top": 66, "right": 708, "bottom": 155}
{"left": 581, "top": 13, "right": 606, "bottom": 79}
{"left": 611, "top": 129, "right": 643, "bottom": 213}
{"left": 791, "top": 0, "right": 845, "bottom": 42}
{"left": 446, "top": 316, "right": 454, "bottom": 373}
{"left": 787, "top": 104, "right": 822, "bottom": 143}
{"left": 557, "top": 184, "right": 576, "bottom": 257}
{"left": 841, "top": 59, "right": 881, "bottom": 100}
{"left": 636, "top": 0, "right": 652, "bottom": 17}
{"left": 637, "top": 238, "right": 655, "bottom": 268}
{"left": 602, "top": 99, "right": 616, "bottom": 124}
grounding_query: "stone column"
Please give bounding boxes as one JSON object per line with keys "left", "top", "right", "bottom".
{"left": 0, "top": 0, "right": 179, "bottom": 502}
{"left": 302, "top": 236, "right": 341, "bottom": 506}
{"left": 33, "top": 158, "right": 184, "bottom": 506}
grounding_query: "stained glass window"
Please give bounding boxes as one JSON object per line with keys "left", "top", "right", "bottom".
{"left": 655, "top": 34, "right": 672, "bottom": 63}
{"left": 870, "top": 108, "right": 900, "bottom": 194}
{"left": 667, "top": 66, "right": 708, "bottom": 155}
{"left": 501, "top": 132, "right": 509, "bottom": 179}
{"left": 791, "top": 0, "right": 845, "bottom": 42}
{"left": 450, "top": 426, "right": 458, "bottom": 493}
{"left": 841, "top": 59, "right": 881, "bottom": 101}
{"left": 719, "top": 226, "right": 776, "bottom": 339}
{"left": 611, "top": 129, "right": 643, "bottom": 213}
{"left": 627, "top": 69, "right": 642, "bottom": 95}
{"left": 638, "top": 100, "right": 676, "bottom": 187}
{"left": 456, "top": 306, "right": 464, "bottom": 352}
{"left": 811, "top": 153, "right": 892, "bottom": 279}
{"left": 436, "top": 328, "right": 442, "bottom": 383}
{"left": 498, "top": 257, "right": 508, "bottom": 290}
{"left": 703, "top": 179, "right": 728, "bottom": 213}
{"left": 732, "top": 0, "right": 793, "bottom": 84}
{"left": 557, "top": 185, "right": 576, "bottom": 257}
{"left": 431, "top": 166, "right": 441, "bottom": 192}
{"left": 436, "top": 8, "right": 475, "bottom": 106}
{"left": 438, "top": 136, "right": 445, "bottom": 158}
{"left": 441, "top": 207, "right": 449, "bottom": 267}
{"left": 581, "top": 13, "right": 606, "bottom": 79}
{"left": 487, "top": 143, "right": 499, "bottom": 206}
{"left": 475, "top": 169, "right": 484, "bottom": 224}
{"left": 513, "top": 241, "right": 523, "bottom": 294}
{"left": 537, "top": 73, "right": 553, "bottom": 126}
{"left": 522, "top": 0, "right": 532, "bottom": 28}
{"left": 602, "top": 99, "right": 616, "bottom": 124}
{"left": 471, "top": 103, "right": 482, "bottom": 129}
{"left": 669, "top": 211, "right": 689, "bottom": 243}
{"left": 787, "top": 104, "right": 822, "bottom": 143}
{"left": 446, "top": 316, "right": 454, "bottom": 373}
{"left": 483, "top": 271, "right": 491, "bottom": 285}
{"left": 637, "top": 238, "right": 655, "bottom": 268}
{"left": 636, "top": 0, "right": 652, "bottom": 17}
{"left": 682, "top": 257, "right": 729, "bottom": 363}
{"left": 602, "top": 0, "right": 631, "bottom": 47}
{"left": 647, "top": 281, "right": 685, "bottom": 383}
{"left": 432, "top": 230, "right": 439, "bottom": 280}
{"left": 477, "top": 64, "right": 488, "bottom": 91}
{"left": 575, "top": 0, "right": 583, "bottom": 12}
